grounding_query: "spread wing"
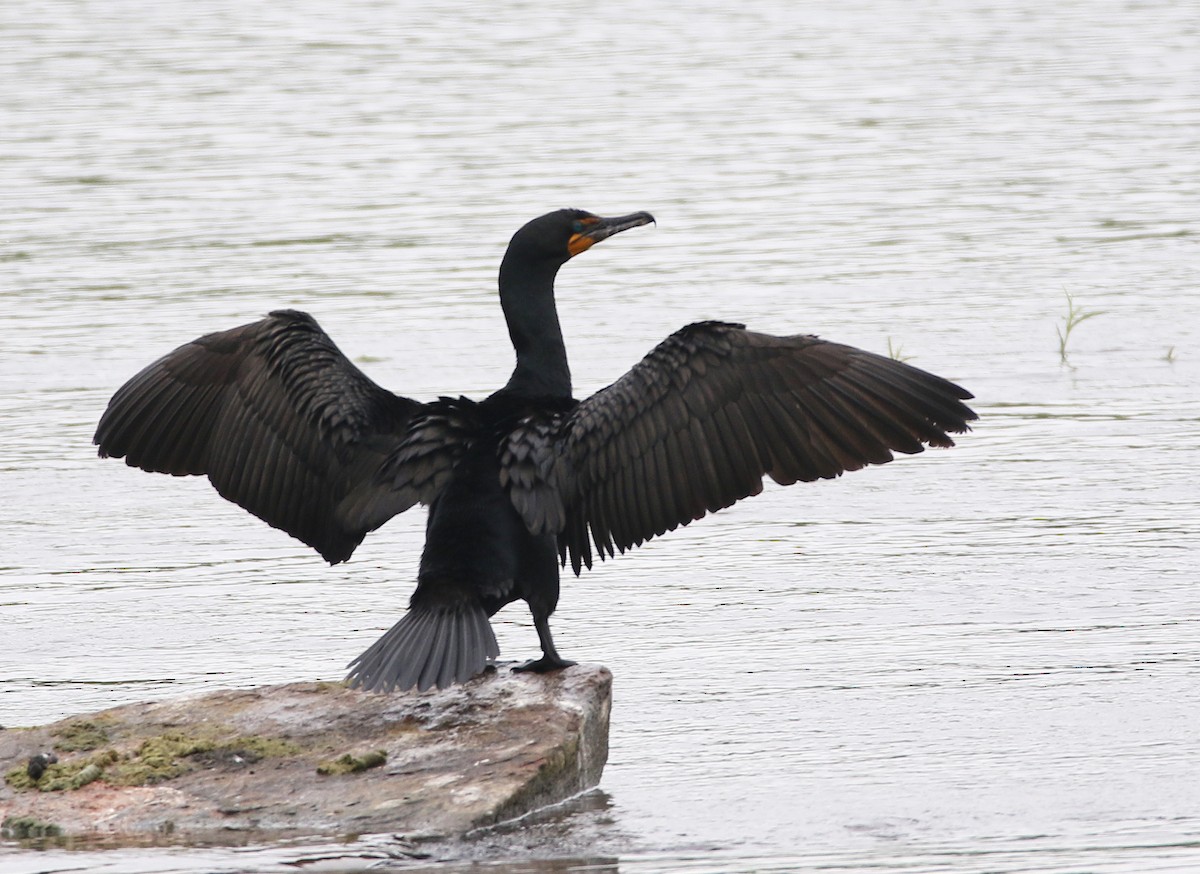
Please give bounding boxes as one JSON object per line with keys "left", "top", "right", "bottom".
{"left": 508, "top": 321, "right": 977, "bottom": 574}
{"left": 94, "top": 309, "right": 427, "bottom": 563}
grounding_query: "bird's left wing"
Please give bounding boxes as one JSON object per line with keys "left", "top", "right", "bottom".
{"left": 95, "top": 309, "right": 427, "bottom": 564}
{"left": 507, "top": 321, "right": 976, "bottom": 574}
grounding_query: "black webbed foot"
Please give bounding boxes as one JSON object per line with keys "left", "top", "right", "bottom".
{"left": 517, "top": 612, "right": 575, "bottom": 675}
{"left": 513, "top": 654, "right": 577, "bottom": 674}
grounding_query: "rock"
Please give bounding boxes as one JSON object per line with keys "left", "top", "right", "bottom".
{"left": 0, "top": 665, "right": 611, "bottom": 844}
{"left": 24, "top": 753, "right": 57, "bottom": 783}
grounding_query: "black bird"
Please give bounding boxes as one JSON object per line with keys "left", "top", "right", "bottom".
{"left": 95, "top": 209, "right": 976, "bottom": 692}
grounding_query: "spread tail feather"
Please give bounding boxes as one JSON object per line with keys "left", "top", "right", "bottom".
{"left": 346, "top": 603, "right": 499, "bottom": 693}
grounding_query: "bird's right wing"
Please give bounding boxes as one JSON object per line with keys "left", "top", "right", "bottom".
{"left": 543, "top": 321, "right": 976, "bottom": 574}
{"left": 94, "top": 309, "right": 427, "bottom": 564}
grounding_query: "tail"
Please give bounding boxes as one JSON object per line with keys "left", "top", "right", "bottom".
{"left": 345, "top": 602, "right": 500, "bottom": 693}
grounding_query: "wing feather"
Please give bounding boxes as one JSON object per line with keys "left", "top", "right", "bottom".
{"left": 95, "top": 310, "right": 425, "bottom": 563}
{"left": 541, "top": 321, "right": 975, "bottom": 572}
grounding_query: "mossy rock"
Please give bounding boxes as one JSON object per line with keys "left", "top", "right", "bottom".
{"left": 316, "top": 749, "right": 387, "bottom": 775}
{"left": 4, "top": 731, "right": 303, "bottom": 792}
{"left": 2, "top": 815, "right": 63, "bottom": 839}
{"left": 51, "top": 719, "right": 112, "bottom": 753}
{"left": 5, "top": 749, "right": 119, "bottom": 792}
{"left": 0, "top": 671, "right": 612, "bottom": 843}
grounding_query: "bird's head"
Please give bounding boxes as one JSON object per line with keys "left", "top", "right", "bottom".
{"left": 505, "top": 208, "right": 656, "bottom": 266}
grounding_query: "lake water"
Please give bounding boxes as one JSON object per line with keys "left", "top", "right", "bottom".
{"left": 3, "top": 0, "right": 1199, "bottom": 871}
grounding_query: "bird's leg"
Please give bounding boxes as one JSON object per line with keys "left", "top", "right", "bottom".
{"left": 514, "top": 613, "right": 577, "bottom": 674}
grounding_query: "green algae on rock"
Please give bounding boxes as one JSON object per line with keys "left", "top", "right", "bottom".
{"left": 5, "top": 731, "right": 305, "bottom": 793}
{"left": 2, "top": 815, "right": 62, "bottom": 840}
{"left": 52, "top": 720, "right": 112, "bottom": 753}
{"left": 316, "top": 749, "right": 388, "bottom": 775}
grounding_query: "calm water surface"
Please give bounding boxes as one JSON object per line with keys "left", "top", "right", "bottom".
{"left": 3, "top": 1, "right": 1199, "bottom": 871}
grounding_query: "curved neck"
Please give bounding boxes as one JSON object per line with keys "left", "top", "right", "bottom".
{"left": 498, "top": 252, "right": 572, "bottom": 398}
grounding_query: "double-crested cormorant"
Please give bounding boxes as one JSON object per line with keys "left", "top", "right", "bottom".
{"left": 95, "top": 209, "right": 976, "bottom": 692}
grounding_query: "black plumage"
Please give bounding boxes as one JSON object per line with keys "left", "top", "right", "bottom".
{"left": 95, "top": 208, "right": 977, "bottom": 692}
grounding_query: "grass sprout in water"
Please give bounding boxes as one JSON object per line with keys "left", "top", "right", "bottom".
{"left": 1057, "top": 291, "right": 1105, "bottom": 366}
{"left": 886, "top": 337, "right": 913, "bottom": 362}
